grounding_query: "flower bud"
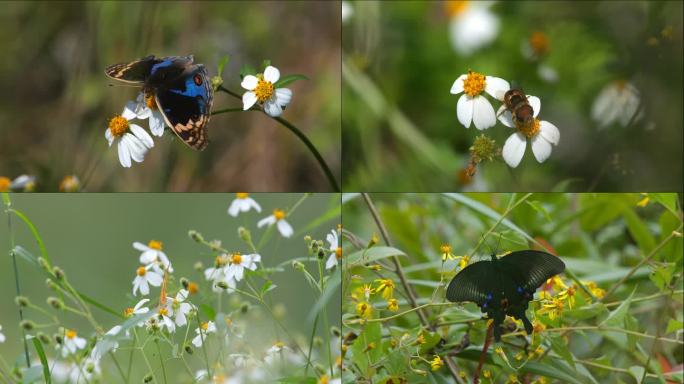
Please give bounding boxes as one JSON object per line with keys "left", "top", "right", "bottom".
{"left": 20, "top": 320, "right": 35, "bottom": 331}
{"left": 184, "top": 344, "right": 194, "bottom": 354}
{"left": 180, "top": 278, "right": 189, "bottom": 289}
{"left": 193, "top": 261, "right": 204, "bottom": 272}
{"left": 238, "top": 226, "right": 252, "bottom": 243}
{"left": 304, "top": 235, "right": 312, "bottom": 243}
{"left": 330, "top": 326, "right": 341, "bottom": 337}
{"left": 217, "top": 281, "right": 229, "bottom": 290}
{"left": 240, "top": 303, "right": 250, "bottom": 314}
{"left": 143, "top": 373, "right": 154, "bottom": 383}
{"left": 38, "top": 332, "right": 51, "bottom": 345}
{"left": 188, "top": 230, "right": 204, "bottom": 243}
{"left": 292, "top": 260, "right": 305, "bottom": 271}
{"left": 37, "top": 257, "right": 49, "bottom": 271}
{"left": 46, "top": 278, "right": 57, "bottom": 290}
{"left": 15, "top": 296, "right": 30, "bottom": 307}
{"left": 469, "top": 134, "right": 498, "bottom": 163}
{"left": 52, "top": 266, "right": 65, "bottom": 280}
{"left": 47, "top": 297, "right": 63, "bottom": 310}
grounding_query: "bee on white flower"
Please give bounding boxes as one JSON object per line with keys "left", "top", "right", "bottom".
{"left": 228, "top": 193, "right": 262, "bottom": 217}
{"left": 257, "top": 208, "right": 294, "bottom": 238}
{"left": 192, "top": 321, "right": 217, "bottom": 347}
{"left": 132, "top": 265, "right": 163, "bottom": 296}
{"left": 325, "top": 229, "right": 342, "bottom": 270}
{"left": 450, "top": 70, "right": 510, "bottom": 130}
{"left": 133, "top": 240, "right": 173, "bottom": 273}
{"left": 105, "top": 107, "right": 154, "bottom": 168}
{"left": 225, "top": 252, "right": 261, "bottom": 282}
{"left": 241, "top": 66, "right": 293, "bottom": 117}
{"left": 58, "top": 329, "right": 87, "bottom": 357}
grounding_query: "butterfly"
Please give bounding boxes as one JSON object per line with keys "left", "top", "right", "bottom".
{"left": 446, "top": 250, "right": 565, "bottom": 342}
{"left": 105, "top": 55, "right": 213, "bottom": 150}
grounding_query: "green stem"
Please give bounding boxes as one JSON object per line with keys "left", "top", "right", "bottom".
{"left": 217, "top": 86, "right": 340, "bottom": 192}
{"left": 155, "top": 339, "right": 168, "bottom": 384}
{"left": 3, "top": 194, "right": 31, "bottom": 367}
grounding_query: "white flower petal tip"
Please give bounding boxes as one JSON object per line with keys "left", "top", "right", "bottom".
{"left": 502, "top": 132, "right": 527, "bottom": 168}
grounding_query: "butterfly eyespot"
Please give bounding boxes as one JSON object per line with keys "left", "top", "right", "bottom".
{"left": 194, "top": 74, "right": 202, "bottom": 85}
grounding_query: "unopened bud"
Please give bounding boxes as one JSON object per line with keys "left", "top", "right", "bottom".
{"left": 292, "top": 260, "right": 305, "bottom": 271}
{"left": 180, "top": 278, "right": 189, "bottom": 289}
{"left": 47, "top": 297, "right": 63, "bottom": 310}
{"left": 15, "top": 296, "right": 29, "bottom": 307}
{"left": 52, "top": 266, "right": 65, "bottom": 280}
{"left": 184, "top": 344, "right": 194, "bottom": 354}
{"left": 238, "top": 226, "right": 252, "bottom": 243}
{"left": 193, "top": 261, "right": 204, "bottom": 272}
{"left": 38, "top": 332, "right": 51, "bottom": 345}
{"left": 188, "top": 230, "right": 204, "bottom": 243}
{"left": 20, "top": 320, "right": 35, "bottom": 331}
{"left": 143, "top": 373, "right": 154, "bottom": 383}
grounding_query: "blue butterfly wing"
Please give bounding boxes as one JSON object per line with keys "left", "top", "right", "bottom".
{"left": 154, "top": 64, "right": 213, "bottom": 150}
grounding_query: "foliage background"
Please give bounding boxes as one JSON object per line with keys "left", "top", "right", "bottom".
{"left": 341, "top": 193, "right": 683, "bottom": 383}
{"left": 0, "top": 1, "right": 341, "bottom": 192}
{"left": 342, "top": 1, "right": 683, "bottom": 192}
{"left": 0, "top": 193, "right": 341, "bottom": 381}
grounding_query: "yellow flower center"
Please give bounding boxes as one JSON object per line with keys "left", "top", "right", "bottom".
{"left": 516, "top": 118, "right": 541, "bottom": 139}
{"left": 108, "top": 115, "right": 129, "bottom": 137}
{"left": 136, "top": 266, "right": 146, "bottom": 276}
{"left": 201, "top": 322, "right": 209, "bottom": 330}
{"left": 215, "top": 254, "right": 229, "bottom": 267}
{"left": 463, "top": 70, "right": 487, "bottom": 97}
{"left": 336, "top": 247, "right": 342, "bottom": 260}
{"left": 445, "top": 1, "right": 468, "bottom": 17}
{"left": 273, "top": 209, "right": 286, "bottom": 221}
{"left": 66, "top": 330, "right": 77, "bottom": 339}
{"left": 148, "top": 240, "right": 162, "bottom": 250}
{"left": 614, "top": 79, "right": 627, "bottom": 91}
{"left": 188, "top": 282, "right": 199, "bottom": 294}
{"left": 254, "top": 74, "right": 274, "bottom": 102}
{"left": 236, "top": 192, "right": 249, "bottom": 199}
{"left": 231, "top": 252, "right": 242, "bottom": 265}
{"left": 273, "top": 341, "right": 285, "bottom": 349}
{"left": 440, "top": 244, "right": 452, "bottom": 254}
{"left": 158, "top": 307, "right": 168, "bottom": 316}
{"left": 145, "top": 94, "right": 157, "bottom": 110}
{"left": 124, "top": 307, "right": 134, "bottom": 317}
{"left": 529, "top": 31, "right": 549, "bottom": 56}
{"left": 318, "top": 375, "right": 329, "bottom": 384}
{"left": 356, "top": 301, "right": 371, "bottom": 318}
{"left": 0, "top": 176, "right": 10, "bottom": 192}
{"left": 59, "top": 175, "right": 80, "bottom": 192}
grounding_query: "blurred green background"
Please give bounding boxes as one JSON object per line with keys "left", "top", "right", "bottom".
{"left": 342, "top": 1, "right": 683, "bottom": 192}
{"left": 0, "top": 1, "right": 341, "bottom": 192}
{"left": 0, "top": 193, "right": 340, "bottom": 379}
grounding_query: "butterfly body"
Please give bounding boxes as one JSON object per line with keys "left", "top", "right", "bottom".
{"left": 105, "top": 55, "right": 213, "bottom": 150}
{"left": 446, "top": 250, "right": 565, "bottom": 341}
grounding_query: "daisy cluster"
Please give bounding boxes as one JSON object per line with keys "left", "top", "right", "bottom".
{"left": 450, "top": 70, "right": 560, "bottom": 168}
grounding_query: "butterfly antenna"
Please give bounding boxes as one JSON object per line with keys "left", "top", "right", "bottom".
{"left": 494, "top": 233, "right": 503, "bottom": 256}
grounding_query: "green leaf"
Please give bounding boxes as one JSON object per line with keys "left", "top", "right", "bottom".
{"left": 601, "top": 287, "right": 635, "bottom": 327}
{"left": 649, "top": 193, "right": 678, "bottom": 215}
{"left": 623, "top": 207, "right": 656, "bottom": 254}
{"left": 549, "top": 333, "right": 576, "bottom": 370}
{"left": 629, "top": 365, "right": 645, "bottom": 384}
{"left": 649, "top": 263, "right": 676, "bottom": 291}
{"left": 564, "top": 302, "right": 608, "bottom": 321}
{"left": 350, "top": 321, "right": 382, "bottom": 376}
{"left": 200, "top": 303, "right": 216, "bottom": 321}
{"left": 217, "top": 55, "right": 230, "bottom": 76}
{"left": 274, "top": 74, "right": 309, "bottom": 88}
{"left": 666, "top": 319, "right": 683, "bottom": 334}
{"left": 260, "top": 280, "right": 276, "bottom": 296}
{"left": 526, "top": 200, "right": 552, "bottom": 222}
{"left": 344, "top": 246, "right": 406, "bottom": 270}
{"left": 32, "top": 338, "right": 52, "bottom": 384}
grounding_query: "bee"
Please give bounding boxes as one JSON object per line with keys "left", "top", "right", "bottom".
{"left": 499, "top": 87, "right": 534, "bottom": 126}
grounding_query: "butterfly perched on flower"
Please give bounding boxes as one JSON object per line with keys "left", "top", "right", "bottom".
{"left": 105, "top": 55, "right": 214, "bottom": 150}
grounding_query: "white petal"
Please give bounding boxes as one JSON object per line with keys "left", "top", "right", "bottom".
{"left": 248, "top": 198, "right": 262, "bottom": 212}
{"left": 140, "top": 250, "right": 157, "bottom": 264}
{"left": 258, "top": 216, "right": 276, "bottom": 228}
{"left": 105, "top": 129, "right": 114, "bottom": 146}
{"left": 242, "top": 91, "right": 258, "bottom": 110}
{"left": 241, "top": 75, "right": 258, "bottom": 91}
{"left": 263, "top": 66, "right": 280, "bottom": 83}
{"left": 122, "top": 102, "right": 138, "bottom": 120}
{"left": 484, "top": 76, "right": 510, "bottom": 99}
{"left": 138, "top": 280, "right": 149, "bottom": 296}
{"left": 456, "top": 94, "right": 473, "bottom": 128}
{"left": 325, "top": 254, "right": 337, "bottom": 270}
{"left": 449, "top": 74, "right": 467, "bottom": 94}
{"left": 146, "top": 272, "right": 163, "bottom": 286}
{"left": 277, "top": 220, "right": 294, "bottom": 238}
{"left": 133, "top": 242, "right": 149, "bottom": 251}
{"left": 117, "top": 140, "right": 132, "bottom": 168}
{"left": 122, "top": 135, "right": 145, "bottom": 163}
{"left": 531, "top": 135, "right": 552, "bottom": 163}
{"left": 133, "top": 298, "right": 150, "bottom": 311}
{"left": 228, "top": 200, "right": 241, "bottom": 217}
{"left": 539, "top": 120, "right": 560, "bottom": 145}
{"left": 149, "top": 112, "right": 166, "bottom": 137}
{"left": 129, "top": 124, "right": 154, "bottom": 149}
{"left": 502, "top": 133, "right": 527, "bottom": 168}
{"left": 497, "top": 105, "right": 514, "bottom": 128}
{"left": 234, "top": 266, "right": 244, "bottom": 281}
{"left": 527, "top": 95, "right": 541, "bottom": 117}
{"left": 74, "top": 337, "right": 87, "bottom": 349}
{"left": 275, "top": 88, "right": 292, "bottom": 107}
{"left": 471, "top": 96, "right": 496, "bottom": 130}
{"left": 263, "top": 100, "right": 283, "bottom": 117}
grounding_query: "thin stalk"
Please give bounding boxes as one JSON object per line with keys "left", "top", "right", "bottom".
{"left": 155, "top": 339, "right": 168, "bottom": 384}
{"left": 217, "top": 86, "right": 339, "bottom": 192}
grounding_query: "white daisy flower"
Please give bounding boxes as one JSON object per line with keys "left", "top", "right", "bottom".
{"left": 58, "top": 329, "right": 87, "bottom": 357}
{"left": 105, "top": 107, "right": 154, "bottom": 168}
{"left": 450, "top": 70, "right": 510, "bottom": 130}
{"left": 133, "top": 240, "right": 172, "bottom": 273}
{"left": 204, "top": 254, "right": 237, "bottom": 292}
{"left": 132, "top": 265, "right": 163, "bottom": 296}
{"left": 257, "top": 208, "right": 294, "bottom": 238}
{"left": 168, "top": 289, "right": 193, "bottom": 327}
{"left": 156, "top": 306, "right": 176, "bottom": 333}
{"left": 124, "top": 298, "right": 150, "bottom": 318}
{"left": 447, "top": 1, "right": 500, "bottom": 56}
{"left": 225, "top": 252, "right": 261, "bottom": 282}
{"left": 228, "top": 193, "right": 262, "bottom": 217}
{"left": 192, "top": 321, "right": 217, "bottom": 347}
{"left": 10, "top": 175, "right": 37, "bottom": 192}
{"left": 497, "top": 96, "right": 560, "bottom": 167}
{"left": 241, "top": 66, "right": 293, "bottom": 117}
{"left": 591, "top": 80, "right": 641, "bottom": 128}
{"left": 264, "top": 341, "right": 289, "bottom": 365}
{"left": 325, "top": 229, "right": 342, "bottom": 270}
{"left": 128, "top": 92, "right": 166, "bottom": 137}
{"left": 0, "top": 325, "right": 5, "bottom": 343}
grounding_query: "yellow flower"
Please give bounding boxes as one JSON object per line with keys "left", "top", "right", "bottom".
{"left": 356, "top": 301, "right": 372, "bottom": 318}
{"left": 483, "top": 369, "right": 492, "bottom": 379}
{"left": 548, "top": 275, "right": 567, "bottom": 291}
{"left": 584, "top": 281, "right": 606, "bottom": 299}
{"left": 557, "top": 286, "right": 576, "bottom": 309}
{"left": 362, "top": 284, "right": 373, "bottom": 300}
{"left": 459, "top": 255, "right": 470, "bottom": 269}
{"left": 636, "top": 194, "right": 649, "bottom": 207}
{"left": 415, "top": 333, "right": 426, "bottom": 345}
{"left": 506, "top": 373, "right": 520, "bottom": 383}
{"left": 440, "top": 244, "right": 455, "bottom": 261}
{"left": 532, "top": 321, "right": 546, "bottom": 334}
{"left": 430, "top": 355, "right": 444, "bottom": 371}
{"left": 387, "top": 298, "right": 399, "bottom": 312}
{"left": 318, "top": 375, "right": 329, "bottom": 384}
{"left": 494, "top": 347, "right": 504, "bottom": 356}
{"left": 538, "top": 297, "right": 564, "bottom": 320}
{"left": 375, "top": 279, "right": 395, "bottom": 300}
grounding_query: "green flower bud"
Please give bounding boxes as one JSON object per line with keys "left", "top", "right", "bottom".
{"left": 238, "top": 226, "right": 252, "bottom": 243}
{"left": 20, "top": 320, "right": 35, "bottom": 331}
{"left": 38, "top": 332, "right": 51, "bottom": 345}
{"left": 52, "top": 266, "right": 65, "bottom": 280}
{"left": 469, "top": 134, "right": 498, "bottom": 163}
{"left": 193, "top": 261, "right": 204, "bottom": 272}
{"left": 15, "top": 296, "right": 30, "bottom": 307}
{"left": 188, "top": 230, "right": 204, "bottom": 243}
{"left": 47, "top": 297, "right": 63, "bottom": 310}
